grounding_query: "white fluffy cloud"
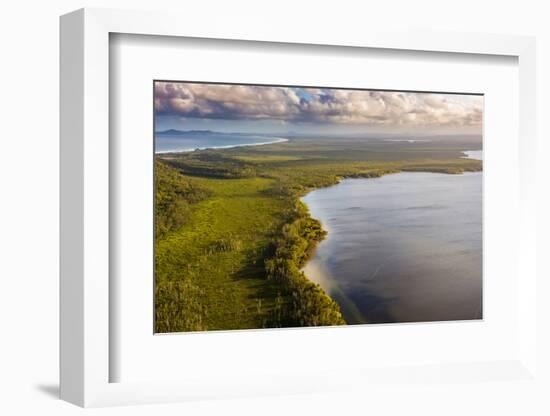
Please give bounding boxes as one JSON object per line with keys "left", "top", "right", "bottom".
{"left": 155, "top": 82, "right": 483, "bottom": 128}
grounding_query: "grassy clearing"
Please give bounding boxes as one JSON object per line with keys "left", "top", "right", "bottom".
{"left": 155, "top": 176, "right": 289, "bottom": 331}
{"left": 155, "top": 136, "right": 482, "bottom": 332}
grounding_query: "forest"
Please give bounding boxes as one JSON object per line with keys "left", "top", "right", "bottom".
{"left": 154, "top": 136, "right": 482, "bottom": 332}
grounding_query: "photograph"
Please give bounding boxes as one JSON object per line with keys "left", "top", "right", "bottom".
{"left": 154, "top": 81, "right": 483, "bottom": 333}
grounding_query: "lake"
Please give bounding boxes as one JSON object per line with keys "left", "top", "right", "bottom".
{"left": 301, "top": 171, "right": 482, "bottom": 324}
{"left": 155, "top": 132, "right": 287, "bottom": 153}
{"left": 462, "top": 150, "right": 482, "bottom": 160}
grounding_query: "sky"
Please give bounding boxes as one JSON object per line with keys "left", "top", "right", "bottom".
{"left": 154, "top": 81, "right": 483, "bottom": 136}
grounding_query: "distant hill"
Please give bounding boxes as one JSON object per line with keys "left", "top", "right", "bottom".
{"left": 156, "top": 129, "right": 216, "bottom": 136}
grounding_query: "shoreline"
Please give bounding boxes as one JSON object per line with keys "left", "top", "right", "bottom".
{"left": 155, "top": 137, "right": 289, "bottom": 154}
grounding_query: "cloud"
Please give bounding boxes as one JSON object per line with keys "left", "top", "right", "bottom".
{"left": 155, "top": 82, "right": 483, "bottom": 128}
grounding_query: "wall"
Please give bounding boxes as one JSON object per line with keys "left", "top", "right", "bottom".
{"left": 0, "top": 1, "right": 548, "bottom": 415}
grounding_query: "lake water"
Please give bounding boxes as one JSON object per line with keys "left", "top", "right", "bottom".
{"left": 462, "top": 150, "right": 483, "bottom": 160}
{"left": 155, "top": 132, "right": 287, "bottom": 153}
{"left": 301, "top": 171, "right": 482, "bottom": 324}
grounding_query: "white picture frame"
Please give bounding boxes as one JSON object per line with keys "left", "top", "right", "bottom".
{"left": 60, "top": 7, "right": 538, "bottom": 407}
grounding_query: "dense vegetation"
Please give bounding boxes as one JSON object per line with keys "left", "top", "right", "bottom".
{"left": 155, "top": 136, "right": 482, "bottom": 332}
{"left": 155, "top": 160, "right": 211, "bottom": 239}
{"left": 264, "top": 201, "right": 345, "bottom": 326}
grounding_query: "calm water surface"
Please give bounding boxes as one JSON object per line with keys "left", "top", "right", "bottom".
{"left": 301, "top": 171, "right": 482, "bottom": 324}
